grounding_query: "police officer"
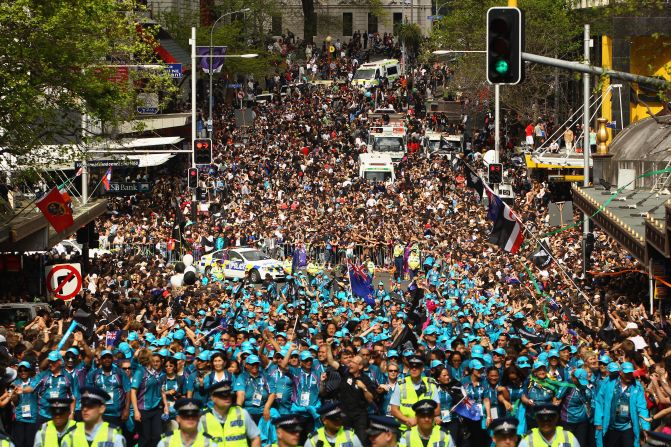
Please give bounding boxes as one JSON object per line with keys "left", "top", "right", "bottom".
{"left": 157, "top": 399, "right": 214, "bottom": 447}
{"left": 367, "top": 415, "right": 401, "bottom": 447}
{"left": 304, "top": 402, "right": 363, "bottom": 447}
{"left": 390, "top": 356, "right": 439, "bottom": 432}
{"left": 198, "top": 381, "right": 261, "bottom": 447}
{"left": 33, "top": 398, "right": 76, "bottom": 447}
{"left": 518, "top": 404, "right": 580, "bottom": 447}
{"left": 271, "top": 415, "right": 305, "bottom": 447}
{"left": 490, "top": 417, "right": 519, "bottom": 447}
{"left": 400, "top": 399, "right": 455, "bottom": 447}
{"left": 61, "top": 387, "right": 125, "bottom": 447}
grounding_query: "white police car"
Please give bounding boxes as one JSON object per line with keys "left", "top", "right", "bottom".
{"left": 197, "top": 247, "right": 286, "bottom": 283}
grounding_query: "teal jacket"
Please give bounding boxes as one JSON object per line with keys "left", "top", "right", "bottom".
{"left": 594, "top": 378, "right": 649, "bottom": 447}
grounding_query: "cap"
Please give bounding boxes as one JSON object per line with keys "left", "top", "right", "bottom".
{"left": 491, "top": 417, "right": 519, "bottom": 436}
{"left": 621, "top": 362, "right": 635, "bottom": 374}
{"left": 387, "top": 350, "right": 400, "bottom": 358}
{"left": 47, "top": 351, "right": 63, "bottom": 362}
{"left": 608, "top": 362, "right": 621, "bottom": 373}
{"left": 516, "top": 356, "right": 531, "bottom": 369}
{"left": 469, "top": 359, "right": 485, "bottom": 371}
{"left": 534, "top": 404, "right": 559, "bottom": 419}
{"left": 17, "top": 361, "right": 33, "bottom": 370}
{"left": 246, "top": 355, "right": 261, "bottom": 365}
{"left": 366, "top": 415, "right": 401, "bottom": 436}
{"left": 80, "top": 386, "right": 111, "bottom": 407}
{"left": 300, "top": 351, "right": 314, "bottom": 361}
{"left": 47, "top": 397, "right": 73, "bottom": 414}
{"left": 533, "top": 360, "right": 548, "bottom": 370}
{"left": 573, "top": 368, "right": 589, "bottom": 386}
{"left": 412, "top": 399, "right": 438, "bottom": 415}
{"left": 408, "top": 356, "right": 424, "bottom": 367}
{"left": 174, "top": 398, "right": 202, "bottom": 417}
{"left": 99, "top": 350, "right": 114, "bottom": 358}
{"left": 209, "top": 380, "right": 233, "bottom": 396}
{"left": 318, "top": 402, "right": 345, "bottom": 419}
{"left": 274, "top": 414, "right": 305, "bottom": 433}
{"left": 624, "top": 322, "right": 639, "bottom": 330}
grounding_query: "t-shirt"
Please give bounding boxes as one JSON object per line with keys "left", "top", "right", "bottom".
{"left": 335, "top": 366, "right": 376, "bottom": 415}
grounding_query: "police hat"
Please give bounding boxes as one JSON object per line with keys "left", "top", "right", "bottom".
{"left": 208, "top": 380, "right": 233, "bottom": 396}
{"left": 318, "top": 402, "right": 345, "bottom": 419}
{"left": 645, "top": 431, "right": 671, "bottom": 447}
{"left": 274, "top": 414, "right": 305, "bottom": 433}
{"left": 48, "top": 397, "right": 72, "bottom": 415}
{"left": 408, "top": 356, "right": 424, "bottom": 367}
{"left": 491, "top": 417, "right": 518, "bottom": 436}
{"left": 366, "top": 415, "right": 401, "bottom": 436}
{"left": 535, "top": 404, "right": 559, "bottom": 419}
{"left": 174, "top": 398, "right": 202, "bottom": 417}
{"left": 80, "top": 386, "right": 111, "bottom": 407}
{"left": 412, "top": 399, "right": 437, "bottom": 415}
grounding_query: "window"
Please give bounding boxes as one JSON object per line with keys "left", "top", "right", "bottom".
{"left": 387, "top": 65, "right": 398, "bottom": 76}
{"left": 271, "top": 15, "right": 282, "bottom": 36}
{"left": 342, "top": 12, "right": 353, "bottom": 37}
{"left": 368, "top": 13, "right": 378, "bottom": 34}
{"left": 393, "top": 12, "right": 403, "bottom": 35}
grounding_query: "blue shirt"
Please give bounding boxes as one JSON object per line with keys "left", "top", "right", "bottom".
{"left": 131, "top": 366, "right": 165, "bottom": 411}
{"left": 270, "top": 372, "right": 294, "bottom": 415}
{"left": 87, "top": 366, "right": 131, "bottom": 417}
{"left": 233, "top": 371, "right": 270, "bottom": 416}
{"left": 33, "top": 370, "right": 76, "bottom": 419}
{"left": 13, "top": 378, "right": 38, "bottom": 423}
{"left": 611, "top": 384, "right": 632, "bottom": 430}
{"left": 558, "top": 386, "right": 592, "bottom": 424}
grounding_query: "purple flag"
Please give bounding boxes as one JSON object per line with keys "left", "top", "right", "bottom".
{"left": 198, "top": 46, "right": 227, "bottom": 74}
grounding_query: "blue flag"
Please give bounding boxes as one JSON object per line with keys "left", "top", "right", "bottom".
{"left": 348, "top": 263, "right": 375, "bottom": 306}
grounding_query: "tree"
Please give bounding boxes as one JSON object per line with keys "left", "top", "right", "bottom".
{"left": 0, "top": 0, "right": 176, "bottom": 157}
{"left": 398, "top": 23, "right": 423, "bottom": 62}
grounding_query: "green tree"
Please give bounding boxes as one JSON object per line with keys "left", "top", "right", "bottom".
{"left": 398, "top": 23, "right": 423, "bottom": 62}
{"left": 0, "top": 0, "right": 176, "bottom": 157}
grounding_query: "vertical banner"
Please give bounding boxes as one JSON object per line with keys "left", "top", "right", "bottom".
{"left": 198, "top": 46, "right": 228, "bottom": 74}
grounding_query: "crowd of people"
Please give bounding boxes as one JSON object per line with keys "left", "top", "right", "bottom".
{"left": 0, "top": 35, "right": 669, "bottom": 447}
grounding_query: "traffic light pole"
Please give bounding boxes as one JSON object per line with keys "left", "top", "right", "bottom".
{"left": 494, "top": 84, "right": 500, "bottom": 164}
{"left": 190, "top": 27, "right": 197, "bottom": 222}
{"left": 582, "top": 24, "right": 590, "bottom": 277}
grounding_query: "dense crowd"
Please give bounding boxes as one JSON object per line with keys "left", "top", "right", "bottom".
{"left": 0, "top": 39, "right": 669, "bottom": 447}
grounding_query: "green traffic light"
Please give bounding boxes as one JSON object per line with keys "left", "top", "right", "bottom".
{"left": 495, "top": 60, "right": 509, "bottom": 74}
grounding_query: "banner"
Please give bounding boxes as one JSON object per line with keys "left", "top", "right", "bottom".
{"left": 36, "top": 188, "right": 73, "bottom": 233}
{"left": 198, "top": 46, "right": 227, "bottom": 74}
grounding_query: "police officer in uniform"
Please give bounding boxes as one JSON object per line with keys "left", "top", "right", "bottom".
{"left": 271, "top": 415, "right": 304, "bottom": 447}
{"left": 33, "top": 398, "right": 76, "bottom": 447}
{"left": 518, "top": 404, "right": 580, "bottom": 447}
{"left": 304, "top": 402, "right": 363, "bottom": 447}
{"left": 61, "top": 387, "right": 125, "bottom": 447}
{"left": 490, "top": 417, "right": 519, "bottom": 447}
{"left": 157, "top": 399, "right": 215, "bottom": 447}
{"left": 400, "top": 399, "right": 455, "bottom": 447}
{"left": 197, "top": 381, "right": 260, "bottom": 447}
{"left": 390, "top": 356, "right": 439, "bottom": 432}
{"left": 366, "top": 415, "right": 401, "bottom": 447}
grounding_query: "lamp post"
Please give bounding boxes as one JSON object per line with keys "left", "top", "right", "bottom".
{"left": 325, "top": 35, "right": 332, "bottom": 79}
{"left": 209, "top": 7, "right": 251, "bottom": 138}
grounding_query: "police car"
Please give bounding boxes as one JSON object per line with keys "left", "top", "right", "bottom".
{"left": 197, "top": 247, "right": 286, "bottom": 283}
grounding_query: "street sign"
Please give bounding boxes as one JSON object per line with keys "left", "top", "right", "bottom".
{"left": 75, "top": 159, "right": 140, "bottom": 169}
{"left": 166, "top": 63, "right": 183, "bottom": 79}
{"left": 105, "top": 182, "right": 152, "bottom": 195}
{"left": 137, "top": 107, "right": 159, "bottom": 115}
{"left": 428, "top": 15, "right": 443, "bottom": 20}
{"left": 228, "top": 83, "right": 242, "bottom": 89}
{"left": 46, "top": 263, "right": 82, "bottom": 301}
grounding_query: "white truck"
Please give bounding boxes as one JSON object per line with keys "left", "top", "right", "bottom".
{"left": 359, "top": 153, "right": 395, "bottom": 182}
{"left": 367, "top": 126, "right": 407, "bottom": 161}
{"left": 351, "top": 59, "right": 401, "bottom": 89}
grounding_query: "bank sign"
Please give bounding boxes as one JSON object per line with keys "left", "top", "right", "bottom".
{"left": 106, "top": 182, "right": 152, "bottom": 195}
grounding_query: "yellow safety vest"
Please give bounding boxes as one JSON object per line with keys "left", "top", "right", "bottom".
{"left": 165, "top": 430, "right": 213, "bottom": 447}
{"left": 63, "top": 421, "right": 119, "bottom": 447}
{"left": 524, "top": 427, "right": 574, "bottom": 447}
{"left": 394, "top": 245, "right": 404, "bottom": 257}
{"left": 201, "top": 406, "right": 247, "bottom": 447}
{"left": 0, "top": 437, "right": 10, "bottom": 447}
{"left": 408, "top": 253, "right": 420, "bottom": 270}
{"left": 39, "top": 420, "right": 77, "bottom": 447}
{"left": 402, "top": 425, "right": 450, "bottom": 447}
{"left": 366, "top": 261, "right": 375, "bottom": 276}
{"left": 309, "top": 427, "right": 355, "bottom": 447}
{"left": 398, "top": 377, "right": 437, "bottom": 431}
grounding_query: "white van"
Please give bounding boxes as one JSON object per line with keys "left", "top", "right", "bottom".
{"left": 352, "top": 59, "right": 401, "bottom": 89}
{"left": 359, "top": 153, "right": 395, "bottom": 182}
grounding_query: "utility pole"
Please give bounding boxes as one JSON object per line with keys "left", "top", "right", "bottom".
{"left": 190, "top": 27, "right": 197, "bottom": 222}
{"left": 582, "top": 23, "right": 590, "bottom": 277}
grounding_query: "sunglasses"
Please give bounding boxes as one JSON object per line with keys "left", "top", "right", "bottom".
{"left": 537, "top": 415, "right": 557, "bottom": 422}
{"left": 388, "top": 369, "right": 399, "bottom": 373}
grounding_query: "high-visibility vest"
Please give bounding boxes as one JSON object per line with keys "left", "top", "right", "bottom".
{"left": 200, "top": 406, "right": 247, "bottom": 447}
{"left": 62, "top": 421, "right": 119, "bottom": 447}
{"left": 39, "top": 420, "right": 76, "bottom": 447}
{"left": 398, "top": 376, "right": 436, "bottom": 431}
{"left": 394, "top": 244, "right": 404, "bottom": 257}
{"left": 309, "top": 427, "right": 356, "bottom": 447}
{"left": 524, "top": 427, "right": 575, "bottom": 447}
{"left": 402, "top": 425, "right": 450, "bottom": 447}
{"left": 366, "top": 261, "right": 375, "bottom": 276}
{"left": 408, "top": 253, "right": 420, "bottom": 270}
{"left": 164, "top": 430, "right": 213, "bottom": 447}
{"left": 0, "top": 435, "right": 11, "bottom": 447}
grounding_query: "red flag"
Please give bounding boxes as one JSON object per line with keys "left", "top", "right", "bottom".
{"left": 36, "top": 188, "right": 74, "bottom": 233}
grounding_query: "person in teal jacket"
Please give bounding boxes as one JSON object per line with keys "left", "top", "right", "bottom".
{"left": 594, "top": 362, "right": 650, "bottom": 447}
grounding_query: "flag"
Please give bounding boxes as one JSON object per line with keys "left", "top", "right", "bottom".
{"left": 547, "top": 296, "right": 560, "bottom": 311}
{"left": 102, "top": 166, "right": 112, "bottom": 191}
{"left": 464, "top": 163, "right": 484, "bottom": 199}
{"left": 348, "top": 262, "right": 375, "bottom": 306}
{"left": 453, "top": 387, "right": 482, "bottom": 421}
{"left": 198, "top": 46, "right": 227, "bottom": 73}
{"left": 530, "top": 242, "right": 552, "bottom": 268}
{"left": 488, "top": 195, "right": 524, "bottom": 253}
{"left": 606, "top": 120, "right": 617, "bottom": 129}
{"left": 36, "top": 187, "right": 74, "bottom": 233}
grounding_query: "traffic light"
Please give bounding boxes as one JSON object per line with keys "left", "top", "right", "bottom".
{"left": 488, "top": 163, "right": 503, "bottom": 184}
{"left": 486, "top": 7, "right": 524, "bottom": 85}
{"left": 187, "top": 168, "right": 198, "bottom": 189}
{"left": 193, "top": 138, "right": 212, "bottom": 165}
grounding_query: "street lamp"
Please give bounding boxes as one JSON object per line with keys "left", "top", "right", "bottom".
{"left": 209, "top": 7, "right": 251, "bottom": 137}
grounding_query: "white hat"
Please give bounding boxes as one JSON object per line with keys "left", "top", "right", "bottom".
{"left": 0, "top": 335, "right": 6, "bottom": 343}
{"left": 624, "top": 322, "right": 639, "bottom": 331}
